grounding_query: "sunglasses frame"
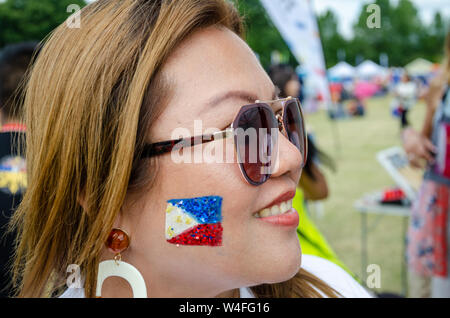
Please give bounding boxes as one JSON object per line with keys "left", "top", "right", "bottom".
{"left": 141, "top": 96, "right": 307, "bottom": 186}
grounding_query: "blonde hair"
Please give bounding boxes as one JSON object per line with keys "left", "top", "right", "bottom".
{"left": 11, "top": 0, "right": 339, "bottom": 298}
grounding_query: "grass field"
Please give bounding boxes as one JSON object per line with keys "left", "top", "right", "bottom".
{"left": 305, "top": 94, "right": 425, "bottom": 295}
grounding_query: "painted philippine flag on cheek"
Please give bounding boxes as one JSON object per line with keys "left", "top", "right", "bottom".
{"left": 165, "top": 196, "right": 223, "bottom": 246}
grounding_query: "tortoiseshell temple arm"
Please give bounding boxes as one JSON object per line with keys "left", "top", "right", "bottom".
{"left": 141, "top": 129, "right": 233, "bottom": 158}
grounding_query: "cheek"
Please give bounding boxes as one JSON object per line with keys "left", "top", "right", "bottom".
{"left": 128, "top": 140, "right": 301, "bottom": 287}
{"left": 157, "top": 140, "right": 243, "bottom": 197}
{"left": 156, "top": 142, "right": 253, "bottom": 244}
{"left": 125, "top": 155, "right": 260, "bottom": 286}
{"left": 136, "top": 140, "right": 255, "bottom": 247}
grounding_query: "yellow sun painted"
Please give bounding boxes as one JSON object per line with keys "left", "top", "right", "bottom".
{"left": 166, "top": 204, "right": 175, "bottom": 213}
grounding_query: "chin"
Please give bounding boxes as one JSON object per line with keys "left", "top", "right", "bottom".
{"left": 256, "top": 240, "right": 302, "bottom": 285}
{"left": 277, "top": 246, "right": 302, "bottom": 283}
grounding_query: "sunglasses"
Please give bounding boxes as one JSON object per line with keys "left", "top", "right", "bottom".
{"left": 142, "top": 96, "right": 307, "bottom": 186}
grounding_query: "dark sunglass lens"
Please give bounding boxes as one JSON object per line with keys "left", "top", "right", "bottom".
{"left": 284, "top": 100, "right": 306, "bottom": 163}
{"left": 235, "top": 105, "right": 278, "bottom": 185}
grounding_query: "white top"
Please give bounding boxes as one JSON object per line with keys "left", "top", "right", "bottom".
{"left": 396, "top": 82, "right": 417, "bottom": 99}
{"left": 60, "top": 255, "right": 372, "bottom": 298}
{"left": 300, "top": 254, "right": 372, "bottom": 298}
{"left": 395, "top": 82, "right": 417, "bottom": 108}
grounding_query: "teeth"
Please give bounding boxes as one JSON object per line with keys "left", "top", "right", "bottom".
{"left": 259, "top": 208, "right": 271, "bottom": 217}
{"left": 254, "top": 199, "right": 293, "bottom": 218}
{"left": 271, "top": 205, "right": 280, "bottom": 215}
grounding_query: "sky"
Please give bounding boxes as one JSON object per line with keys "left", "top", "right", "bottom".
{"left": 312, "top": 0, "right": 450, "bottom": 39}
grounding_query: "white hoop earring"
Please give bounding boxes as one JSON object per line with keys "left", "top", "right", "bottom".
{"left": 96, "top": 228, "right": 147, "bottom": 298}
{"left": 96, "top": 259, "right": 147, "bottom": 298}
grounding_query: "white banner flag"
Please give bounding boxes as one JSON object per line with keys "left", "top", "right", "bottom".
{"left": 260, "top": 0, "right": 330, "bottom": 110}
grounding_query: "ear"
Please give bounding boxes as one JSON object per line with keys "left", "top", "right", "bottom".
{"left": 78, "top": 188, "right": 131, "bottom": 238}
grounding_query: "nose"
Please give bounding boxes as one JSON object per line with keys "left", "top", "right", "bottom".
{"left": 270, "top": 131, "right": 304, "bottom": 181}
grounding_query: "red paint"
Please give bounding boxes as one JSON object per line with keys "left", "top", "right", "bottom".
{"left": 0, "top": 123, "right": 26, "bottom": 132}
{"left": 167, "top": 223, "right": 223, "bottom": 246}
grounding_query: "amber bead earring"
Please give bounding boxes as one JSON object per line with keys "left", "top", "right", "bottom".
{"left": 106, "top": 228, "right": 130, "bottom": 263}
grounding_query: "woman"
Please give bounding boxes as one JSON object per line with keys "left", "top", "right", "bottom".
{"left": 10, "top": 0, "right": 370, "bottom": 298}
{"left": 393, "top": 73, "right": 417, "bottom": 127}
{"left": 402, "top": 31, "right": 450, "bottom": 297}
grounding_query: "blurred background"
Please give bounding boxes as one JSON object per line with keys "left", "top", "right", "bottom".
{"left": 1, "top": 0, "right": 449, "bottom": 296}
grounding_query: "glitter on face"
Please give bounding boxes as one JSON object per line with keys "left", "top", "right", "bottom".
{"left": 165, "top": 196, "right": 223, "bottom": 246}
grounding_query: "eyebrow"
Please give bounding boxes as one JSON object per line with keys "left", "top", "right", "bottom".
{"left": 206, "top": 86, "right": 280, "bottom": 108}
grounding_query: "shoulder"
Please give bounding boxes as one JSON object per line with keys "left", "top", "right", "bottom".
{"left": 301, "top": 254, "right": 373, "bottom": 298}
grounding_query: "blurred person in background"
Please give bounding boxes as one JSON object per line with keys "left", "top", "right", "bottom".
{"left": 393, "top": 73, "right": 417, "bottom": 128}
{"left": 0, "top": 41, "right": 37, "bottom": 297}
{"left": 268, "top": 63, "right": 355, "bottom": 277}
{"left": 298, "top": 74, "right": 305, "bottom": 105}
{"left": 402, "top": 31, "right": 450, "bottom": 297}
{"left": 347, "top": 97, "right": 365, "bottom": 117}
{"left": 329, "top": 81, "right": 347, "bottom": 119}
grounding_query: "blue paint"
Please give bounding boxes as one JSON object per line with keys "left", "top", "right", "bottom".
{"left": 167, "top": 196, "right": 223, "bottom": 224}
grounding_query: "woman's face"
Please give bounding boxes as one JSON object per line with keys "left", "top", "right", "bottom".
{"left": 117, "top": 26, "right": 303, "bottom": 297}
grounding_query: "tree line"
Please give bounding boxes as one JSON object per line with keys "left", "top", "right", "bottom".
{"left": 319, "top": 0, "right": 448, "bottom": 68}
{"left": 237, "top": 0, "right": 448, "bottom": 69}
{"left": 0, "top": 0, "right": 448, "bottom": 69}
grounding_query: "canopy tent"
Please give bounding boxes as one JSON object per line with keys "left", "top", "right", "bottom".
{"left": 356, "top": 60, "right": 387, "bottom": 79}
{"left": 328, "top": 61, "right": 356, "bottom": 79}
{"left": 405, "top": 58, "right": 434, "bottom": 76}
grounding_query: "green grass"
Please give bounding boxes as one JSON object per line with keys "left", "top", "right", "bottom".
{"left": 305, "top": 94, "right": 425, "bottom": 295}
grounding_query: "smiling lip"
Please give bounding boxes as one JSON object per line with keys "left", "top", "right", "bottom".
{"left": 258, "top": 208, "right": 299, "bottom": 227}
{"left": 263, "top": 190, "right": 296, "bottom": 211}
{"left": 254, "top": 189, "right": 299, "bottom": 227}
